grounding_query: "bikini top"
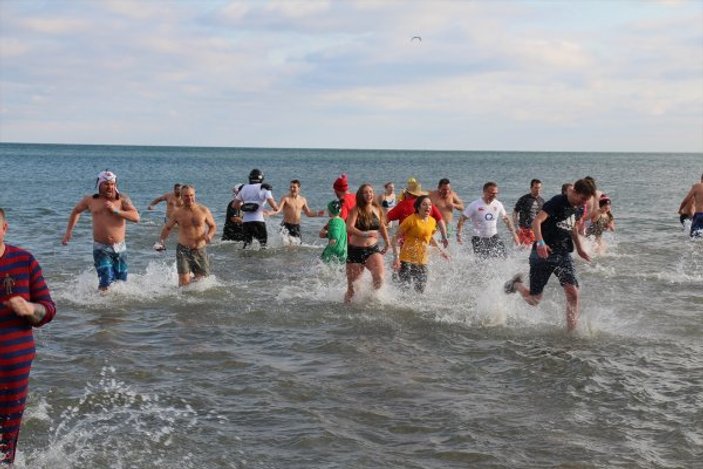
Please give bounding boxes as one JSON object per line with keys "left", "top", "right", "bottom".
{"left": 381, "top": 195, "right": 396, "bottom": 209}
{"left": 355, "top": 210, "right": 381, "bottom": 231}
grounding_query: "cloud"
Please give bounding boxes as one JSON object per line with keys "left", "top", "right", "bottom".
{"left": 0, "top": 0, "right": 701, "bottom": 151}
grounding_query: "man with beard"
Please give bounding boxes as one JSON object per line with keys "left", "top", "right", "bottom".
{"left": 62, "top": 170, "right": 140, "bottom": 290}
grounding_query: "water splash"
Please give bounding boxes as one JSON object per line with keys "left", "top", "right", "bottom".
{"left": 54, "top": 260, "right": 227, "bottom": 306}
{"left": 20, "top": 367, "right": 204, "bottom": 469}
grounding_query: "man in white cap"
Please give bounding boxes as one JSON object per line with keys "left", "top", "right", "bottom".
{"left": 62, "top": 170, "right": 140, "bottom": 290}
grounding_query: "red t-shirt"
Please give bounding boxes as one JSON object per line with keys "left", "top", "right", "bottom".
{"left": 386, "top": 197, "right": 443, "bottom": 224}
{"left": 339, "top": 193, "right": 357, "bottom": 221}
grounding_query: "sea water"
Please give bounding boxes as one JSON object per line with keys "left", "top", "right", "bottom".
{"left": 0, "top": 143, "right": 701, "bottom": 468}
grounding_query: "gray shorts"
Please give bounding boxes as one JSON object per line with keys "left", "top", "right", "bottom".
{"left": 176, "top": 244, "right": 210, "bottom": 277}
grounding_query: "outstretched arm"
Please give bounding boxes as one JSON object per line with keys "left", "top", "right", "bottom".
{"left": 302, "top": 198, "right": 321, "bottom": 217}
{"left": 147, "top": 193, "right": 168, "bottom": 210}
{"left": 267, "top": 196, "right": 280, "bottom": 212}
{"left": 267, "top": 197, "right": 286, "bottom": 216}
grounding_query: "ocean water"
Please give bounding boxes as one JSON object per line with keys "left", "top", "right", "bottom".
{"left": 0, "top": 143, "right": 701, "bottom": 468}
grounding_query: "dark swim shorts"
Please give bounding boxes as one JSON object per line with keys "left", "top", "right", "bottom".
{"left": 528, "top": 248, "right": 578, "bottom": 296}
{"left": 346, "top": 243, "right": 381, "bottom": 265}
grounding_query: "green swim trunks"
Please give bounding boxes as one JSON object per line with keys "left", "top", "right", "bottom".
{"left": 176, "top": 243, "right": 210, "bottom": 277}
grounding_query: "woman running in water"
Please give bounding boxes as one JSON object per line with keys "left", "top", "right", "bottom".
{"left": 345, "top": 184, "right": 390, "bottom": 303}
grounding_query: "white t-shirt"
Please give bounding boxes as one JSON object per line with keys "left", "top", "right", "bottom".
{"left": 236, "top": 183, "right": 273, "bottom": 223}
{"left": 463, "top": 198, "right": 506, "bottom": 237}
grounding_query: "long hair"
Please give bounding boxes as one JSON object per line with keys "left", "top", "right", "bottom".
{"left": 355, "top": 184, "right": 385, "bottom": 227}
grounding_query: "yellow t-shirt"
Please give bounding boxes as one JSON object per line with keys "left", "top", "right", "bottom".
{"left": 398, "top": 213, "right": 437, "bottom": 265}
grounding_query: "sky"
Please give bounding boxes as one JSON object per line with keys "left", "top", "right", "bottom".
{"left": 1, "top": 0, "right": 702, "bottom": 152}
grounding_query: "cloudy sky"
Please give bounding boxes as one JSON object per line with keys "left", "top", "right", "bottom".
{"left": 1, "top": 0, "right": 702, "bottom": 152}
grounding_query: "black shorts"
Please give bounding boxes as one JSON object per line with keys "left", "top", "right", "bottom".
{"left": 346, "top": 243, "right": 381, "bottom": 265}
{"left": 528, "top": 248, "right": 578, "bottom": 296}
{"left": 398, "top": 261, "right": 428, "bottom": 293}
{"left": 281, "top": 222, "right": 301, "bottom": 239}
{"left": 222, "top": 221, "right": 245, "bottom": 241}
{"left": 243, "top": 221, "right": 268, "bottom": 247}
{"left": 471, "top": 235, "right": 507, "bottom": 259}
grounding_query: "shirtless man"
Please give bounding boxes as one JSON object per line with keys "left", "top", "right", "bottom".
{"left": 429, "top": 178, "right": 464, "bottom": 227}
{"left": 269, "top": 180, "right": 324, "bottom": 242}
{"left": 147, "top": 183, "right": 183, "bottom": 223}
{"left": 679, "top": 173, "right": 703, "bottom": 237}
{"left": 62, "top": 170, "right": 140, "bottom": 290}
{"left": 155, "top": 185, "right": 216, "bottom": 286}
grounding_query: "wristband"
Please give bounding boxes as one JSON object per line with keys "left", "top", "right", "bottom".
{"left": 113, "top": 209, "right": 120, "bottom": 215}
{"left": 536, "top": 240, "right": 545, "bottom": 247}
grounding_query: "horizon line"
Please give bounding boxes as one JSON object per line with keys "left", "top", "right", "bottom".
{"left": 1, "top": 140, "right": 701, "bottom": 155}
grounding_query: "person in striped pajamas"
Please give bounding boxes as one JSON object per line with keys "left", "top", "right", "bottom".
{"left": 0, "top": 208, "right": 56, "bottom": 464}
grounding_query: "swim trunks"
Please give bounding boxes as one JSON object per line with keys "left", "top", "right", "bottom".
{"left": 92, "top": 241, "right": 128, "bottom": 289}
{"left": 346, "top": 243, "right": 381, "bottom": 264}
{"left": 281, "top": 222, "right": 301, "bottom": 239}
{"left": 516, "top": 227, "right": 536, "bottom": 246}
{"left": 471, "top": 235, "right": 507, "bottom": 259}
{"left": 243, "top": 221, "right": 268, "bottom": 248}
{"left": 691, "top": 212, "right": 703, "bottom": 238}
{"left": 528, "top": 248, "right": 578, "bottom": 296}
{"left": 176, "top": 244, "right": 210, "bottom": 277}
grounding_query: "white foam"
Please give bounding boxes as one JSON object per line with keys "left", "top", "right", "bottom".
{"left": 19, "top": 366, "right": 211, "bottom": 469}
{"left": 54, "top": 260, "right": 226, "bottom": 306}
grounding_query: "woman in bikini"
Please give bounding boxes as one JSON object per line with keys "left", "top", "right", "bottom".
{"left": 376, "top": 181, "right": 397, "bottom": 228}
{"left": 345, "top": 184, "right": 390, "bottom": 303}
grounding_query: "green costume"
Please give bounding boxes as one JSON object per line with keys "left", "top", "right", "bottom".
{"left": 321, "top": 201, "right": 348, "bottom": 263}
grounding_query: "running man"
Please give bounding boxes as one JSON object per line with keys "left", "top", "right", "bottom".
{"left": 62, "top": 170, "right": 140, "bottom": 290}
{"left": 147, "top": 183, "right": 183, "bottom": 224}
{"left": 503, "top": 178, "right": 597, "bottom": 332}
{"left": 234, "top": 169, "right": 279, "bottom": 248}
{"left": 512, "top": 179, "right": 544, "bottom": 246}
{"left": 457, "top": 182, "right": 519, "bottom": 258}
{"left": 429, "top": 178, "right": 464, "bottom": 228}
{"left": 679, "top": 173, "right": 703, "bottom": 237}
{"left": 155, "top": 185, "right": 216, "bottom": 286}
{"left": 269, "top": 180, "right": 325, "bottom": 243}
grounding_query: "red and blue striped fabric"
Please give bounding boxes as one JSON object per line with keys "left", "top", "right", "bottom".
{"left": 0, "top": 244, "right": 56, "bottom": 464}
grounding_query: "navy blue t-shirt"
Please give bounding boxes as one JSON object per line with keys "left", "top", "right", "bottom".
{"left": 539, "top": 194, "right": 582, "bottom": 253}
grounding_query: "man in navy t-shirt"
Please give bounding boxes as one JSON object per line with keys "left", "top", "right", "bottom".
{"left": 504, "top": 178, "right": 597, "bottom": 332}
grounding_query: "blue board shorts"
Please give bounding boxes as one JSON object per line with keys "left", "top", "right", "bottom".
{"left": 528, "top": 247, "right": 578, "bottom": 296}
{"left": 93, "top": 241, "right": 128, "bottom": 289}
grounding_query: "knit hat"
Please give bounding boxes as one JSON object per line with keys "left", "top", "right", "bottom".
{"left": 327, "top": 200, "right": 342, "bottom": 216}
{"left": 333, "top": 173, "right": 349, "bottom": 192}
